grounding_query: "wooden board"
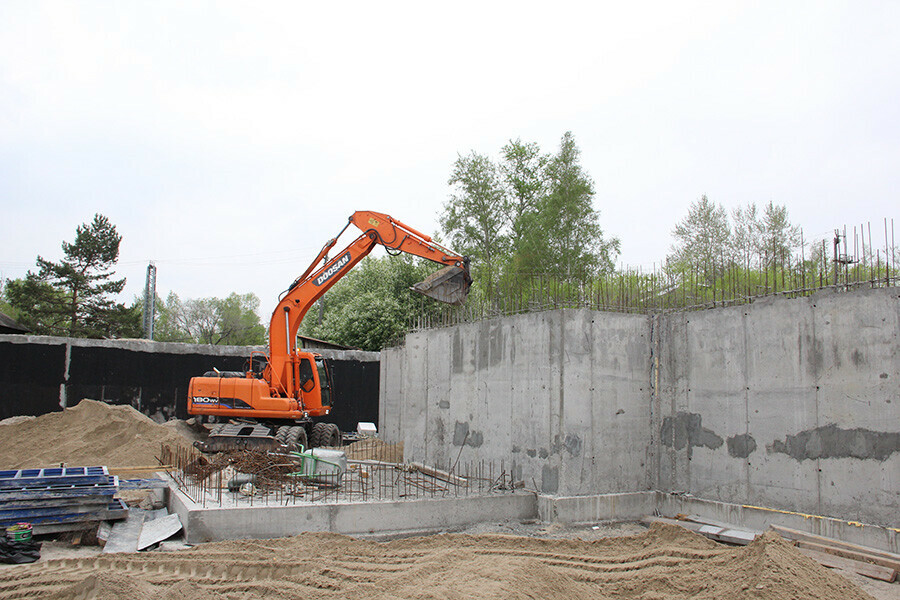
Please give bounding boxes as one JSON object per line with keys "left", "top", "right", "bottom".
{"left": 797, "top": 541, "right": 900, "bottom": 572}
{"left": 770, "top": 524, "right": 900, "bottom": 563}
{"left": 799, "top": 548, "right": 897, "bottom": 583}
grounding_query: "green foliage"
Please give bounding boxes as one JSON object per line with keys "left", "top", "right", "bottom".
{"left": 299, "top": 255, "right": 445, "bottom": 351}
{"left": 528, "top": 132, "right": 619, "bottom": 278}
{"left": 732, "top": 201, "right": 801, "bottom": 269}
{"left": 442, "top": 151, "right": 509, "bottom": 299}
{"left": 6, "top": 214, "right": 138, "bottom": 338}
{"left": 0, "top": 279, "right": 13, "bottom": 319}
{"left": 669, "top": 195, "right": 731, "bottom": 284}
{"left": 441, "top": 132, "right": 619, "bottom": 308}
{"left": 500, "top": 139, "right": 547, "bottom": 252}
{"left": 670, "top": 197, "right": 804, "bottom": 289}
{"left": 154, "top": 291, "right": 265, "bottom": 346}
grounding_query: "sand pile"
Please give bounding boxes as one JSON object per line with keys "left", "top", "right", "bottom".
{"left": 0, "top": 523, "right": 876, "bottom": 599}
{"left": 343, "top": 438, "right": 404, "bottom": 463}
{"left": 0, "top": 399, "right": 194, "bottom": 470}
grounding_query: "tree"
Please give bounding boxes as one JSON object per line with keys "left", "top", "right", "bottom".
{"left": 6, "top": 214, "right": 138, "bottom": 338}
{"left": 499, "top": 139, "right": 548, "bottom": 252}
{"left": 154, "top": 292, "right": 266, "bottom": 346}
{"left": 731, "top": 202, "right": 763, "bottom": 268}
{"left": 669, "top": 195, "right": 731, "bottom": 284}
{"left": 760, "top": 201, "right": 801, "bottom": 266}
{"left": 441, "top": 151, "right": 510, "bottom": 300}
{"left": 521, "top": 132, "right": 619, "bottom": 279}
{"left": 731, "top": 201, "right": 800, "bottom": 270}
{"left": 299, "top": 255, "right": 446, "bottom": 351}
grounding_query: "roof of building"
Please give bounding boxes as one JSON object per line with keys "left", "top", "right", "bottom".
{"left": 0, "top": 311, "right": 29, "bottom": 335}
{"left": 298, "top": 335, "right": 355, "bottom": 351}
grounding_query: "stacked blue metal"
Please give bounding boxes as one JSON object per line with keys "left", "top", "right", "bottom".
{"left": 0, "top": 466, "right": 127, "bottom": 534}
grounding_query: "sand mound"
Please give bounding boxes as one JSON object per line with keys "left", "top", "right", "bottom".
{"left": 0, "top": 523, "right": 876, "bottom": 600}
{"left": 0, "top": 399, "right": 194, "bottom": 470}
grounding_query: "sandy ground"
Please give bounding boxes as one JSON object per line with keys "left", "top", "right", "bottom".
{"left": 0, "top": 400, "right": 194, "bottom": 471}
{"left": 2, "top": 522, "right": 896, "bottom": 600}
{"left": 0, "top": 402, "right": 895, "bottom": 599}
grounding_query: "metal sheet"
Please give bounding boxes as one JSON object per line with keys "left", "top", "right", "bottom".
{"left": 103, "top": 508, "right": 146, "bottom": 554}
{"left": 137, "top": 514, "right": 183, "bottom": 551}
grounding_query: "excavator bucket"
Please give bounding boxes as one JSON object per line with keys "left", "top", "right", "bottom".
{"left": 411, "top": 264, "right": 472, "bottom": 305}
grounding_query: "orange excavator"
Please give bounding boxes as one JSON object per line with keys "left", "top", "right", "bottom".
{"left": 187, "top": 211, "right": 471, "bottom": 452}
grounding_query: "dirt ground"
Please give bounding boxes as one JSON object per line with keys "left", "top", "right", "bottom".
{"left": 0, "top": 522, "right": 889, "bottom": 600}
{"left": 0, "top": 401, "right": 895, "bottom": 599}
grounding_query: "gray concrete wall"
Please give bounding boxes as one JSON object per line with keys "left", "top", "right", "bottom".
{"left": 380, "top": 309, "right": 652, "bottom": 496}
{"left": 657, "top": 288, "right": 900, "bottom": 527}
{"left": 381, "top": 288, "right": 900, "bottom": 527}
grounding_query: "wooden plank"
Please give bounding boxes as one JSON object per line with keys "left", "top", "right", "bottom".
{"left": 118, "top": 478, "right": 169, "bottom": 490}
{"left": 770, "top": 525, "right": 900, "bottom": 563}
{"left": 108, "top": 466, "right": 172, "bottom": 475}
{"left": 799, "top": 548, "right": 897, "bottom": 583}
{"left": 797, "top": 541, "right": 900, "bottom": 572}
{"left": 409, "top": 462, "right": 467, "bottom": 486}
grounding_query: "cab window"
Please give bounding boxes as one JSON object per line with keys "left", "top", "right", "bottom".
{"left": 315, "top": 357, "right": 332, "bottom": 407}
{"left": 298, "top": 358, "right": 315, "bottom": 391}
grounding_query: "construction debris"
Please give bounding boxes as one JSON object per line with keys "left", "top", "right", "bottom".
{"left": 409, "top": 462, "right": 467, "bottom": 486}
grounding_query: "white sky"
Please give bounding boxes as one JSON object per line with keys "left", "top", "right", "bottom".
{"left": 2, "top": 1, "right": 898, "bottom": 320}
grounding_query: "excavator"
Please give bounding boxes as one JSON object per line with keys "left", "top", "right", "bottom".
{"left": 187, "top": 210, "right": 471, "bottom": 452}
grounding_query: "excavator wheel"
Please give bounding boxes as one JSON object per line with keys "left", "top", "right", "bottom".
{"left": 287, "top": 426, "right": 308, "bottom": 452}
{"left": 274, "top": 426, "right": 291, "bottom": 445}
{"left": 311, "top": 422, "right": 342, "bottom": 448}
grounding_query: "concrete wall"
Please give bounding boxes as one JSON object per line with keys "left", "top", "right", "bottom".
{"left": 0, "top": 335, "right": 380, "bottom": 431}
{"left": 657, "top": 288, "right": 900, "bottom": 527}
{"left": 380, "top": 309, "right": 652, "bottom": 496}
{"left": 380, "top": 288, "right": 900, "bottom": 527}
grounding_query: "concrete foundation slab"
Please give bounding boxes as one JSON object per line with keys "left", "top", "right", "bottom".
{"left": 169, "top": 485, "right": 538, "bottom": 544}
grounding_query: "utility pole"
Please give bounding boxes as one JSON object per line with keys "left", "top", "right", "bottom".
{"left": 142, "top": 262, "right": 157, "bottom": 340}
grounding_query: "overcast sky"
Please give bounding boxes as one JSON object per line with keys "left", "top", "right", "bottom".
{"left": 2, "top": 1, "right": 898, "bottom": 320}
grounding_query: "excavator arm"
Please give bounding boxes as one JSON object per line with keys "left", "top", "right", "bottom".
{"left": 266, "top": 210, "right": 471, "bottom": 398}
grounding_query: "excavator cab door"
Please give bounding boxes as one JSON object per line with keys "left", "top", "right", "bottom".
{"left": 315, "top": 356, "right": 333, "bottom": 407}
{"left": 298, "top": 358, "right": 315, "bottom": 393}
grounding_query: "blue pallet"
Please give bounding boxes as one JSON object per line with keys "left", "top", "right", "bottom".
{"left": 0, "top": 479, "right": 119, "bottom": 502}
{"left": 0, "top": 496, "right": 113, "bottom": 511}
{"left": 0, "top": 467, "right": 112, "bottom": 489}
{"left": 0, "top": 498, "right": 128, "bottom": 529}
{"left": 0, "top": 499, "right": 110, "bottom": 521}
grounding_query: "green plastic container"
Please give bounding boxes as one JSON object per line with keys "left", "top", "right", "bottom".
{"left": 6, "top": 522, "right": 32, "bottom": 542}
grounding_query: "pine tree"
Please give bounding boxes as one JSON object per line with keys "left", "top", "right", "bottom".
{"left": 6, "top": 214, "right": 138, "bottom": 338}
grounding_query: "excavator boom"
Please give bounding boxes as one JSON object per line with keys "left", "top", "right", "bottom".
{"left": 188, "top": 210, "right": 471, "bottom": 452}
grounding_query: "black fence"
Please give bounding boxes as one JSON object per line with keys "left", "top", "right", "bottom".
{"left": 0, "top": 336, "right": 379, "bottom": 432}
